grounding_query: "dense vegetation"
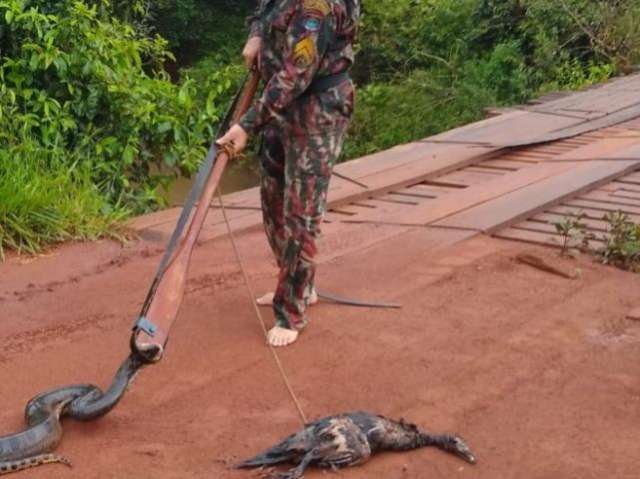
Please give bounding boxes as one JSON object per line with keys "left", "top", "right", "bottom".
{"left": 1, "top": 0, "right": 639, "bottom": 256}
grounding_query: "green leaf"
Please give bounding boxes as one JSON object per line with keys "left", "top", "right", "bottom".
{"left": 53, "top": 57, "right": 67, "bottom": 75}
{"left": 29, "top": 53, "right": 39, "bottom": 71}
{"left": 44, "top": 54, "right": 54, "bottom": 69}
{"left": 206, "top": 90, "right": 219, "bottom": 117}
{"left": 164, "top": 151, "right": 178, "bottom": 168}
{"left": 157, "top": 121, "right": 172, "bottom": 134}
{"left": 178, "top": 87, "right": 188, "bottom": 105}
{"left": 122, "top": 145, "right": 136, "bottom": 165}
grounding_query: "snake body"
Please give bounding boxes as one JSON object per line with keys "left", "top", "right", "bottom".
{"left": 0, "top": 353, "right": 147, "bottom": 475}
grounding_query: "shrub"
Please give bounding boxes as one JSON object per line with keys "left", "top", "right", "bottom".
{"left": 145, "top": 0, "right": 253, "bottom": 67}
{"left": 344, "top": 41, "right": 532, "bottom": 159}
{"left": 0, "top": 0, "right": 238, "bottom": 253}
{"left": 354, "top": 0, "right": 479, "bottom": 84}
{"left": 599, "top": 212, "right": 640, "bottom": 273}
{"left": 0, "top": 0, "right": 242, "bottom": 200}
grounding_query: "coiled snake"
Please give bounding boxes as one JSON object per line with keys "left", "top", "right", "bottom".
{"left": 0, "top": 352, "right": 150, "bottom": 475}
{"left": 0, "top": 72, "right": 260, "bottom": 476}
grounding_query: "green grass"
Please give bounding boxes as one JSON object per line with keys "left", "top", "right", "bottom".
{"left": 0, "top": 155, "right": 128, "bottom": 259}
{"left": 1, "top": 0, "right": 631, "bottom": 259}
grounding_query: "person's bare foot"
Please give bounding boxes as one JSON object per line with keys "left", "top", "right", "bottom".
{"left": 256, "top": 290, "right": 318, "bottom": 307}
{"left": 267, "top": 326, "right": 299, "bottom": 347}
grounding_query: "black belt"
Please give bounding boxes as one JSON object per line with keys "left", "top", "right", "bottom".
{"left": 307, "top": 71, "right": 350, "bottom": 94}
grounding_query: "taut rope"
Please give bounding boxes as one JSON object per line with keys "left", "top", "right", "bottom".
{"left": 217, "top": 188, "right": 308, "bottom": 426}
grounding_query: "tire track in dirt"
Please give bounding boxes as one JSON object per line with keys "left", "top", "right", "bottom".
{"left": 5, "top": 245, "right": 165, "bottom": 303}
{"left": 0, "top": 313, "right": 117, "bottom": 358}
{"left": 185, "top": 271, "right": 244, "bottom": 295}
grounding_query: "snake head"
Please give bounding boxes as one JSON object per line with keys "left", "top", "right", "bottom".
{"left": 130, "top": 333, "right": 164, "bottom": 364}
{"left": 445, "top": 435, "right": 476, "bottom": 464}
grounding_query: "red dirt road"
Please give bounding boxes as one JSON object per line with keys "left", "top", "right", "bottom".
{"left": 1, "top": 220, "right": 640, "bottom": 479}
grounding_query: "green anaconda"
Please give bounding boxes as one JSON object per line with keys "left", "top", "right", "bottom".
{"left": 0, "top": 353, "right": 148, "bottom": 475}
{"left": 0, "top": 72, "right": 256, "bottom": 477}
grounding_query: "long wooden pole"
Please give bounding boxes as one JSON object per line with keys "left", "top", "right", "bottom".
{"left": 132, "top": 72, "right": 260, "bottom": 362}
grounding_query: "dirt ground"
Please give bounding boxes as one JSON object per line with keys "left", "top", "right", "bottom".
{"left": 1, "top": 218, "right": 640, "bottom": 479}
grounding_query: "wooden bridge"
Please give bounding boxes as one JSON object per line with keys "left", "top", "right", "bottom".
{"left": 131, "top": 73, "right": 640, "bottom": 257}
{"left": 3, "top": 74, "right": 640, "bottom": 479}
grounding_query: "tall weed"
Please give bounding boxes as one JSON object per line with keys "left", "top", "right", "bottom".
{"left": 0, "top": 151, "right": 126, "bottom": 257}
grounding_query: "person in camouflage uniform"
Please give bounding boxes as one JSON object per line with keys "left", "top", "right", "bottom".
{"left": 218, "top": 0, "right": 359, "bottom": 346}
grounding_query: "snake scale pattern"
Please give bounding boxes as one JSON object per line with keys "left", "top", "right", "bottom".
{"left": 0, "top": 353, "right": 147, "bottom": 475}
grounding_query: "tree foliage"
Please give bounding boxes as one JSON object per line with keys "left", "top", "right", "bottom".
{"left": 344, "top": 0, "right": 636, "bottom": 158}
{"left": 141, "top": 0, "right": 253, "bottom": 67}
{"left": 0, "top": 0, "right": 239, "bottom": 254}
{"left": 2, "top": 0, "right": 639, "bottom": 255}
{"left": 0, "top": 0, "right": 241, "bottom": 201}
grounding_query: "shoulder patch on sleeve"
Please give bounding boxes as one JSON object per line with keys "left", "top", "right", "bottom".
{"left": 292, "top": 36, "right": 316, "bottom": 67}
{"left": 303, "top": 0, "right": 331, "bottom": 17}
{"left": 304, "top": 17, "right": 322, "bottom": 31}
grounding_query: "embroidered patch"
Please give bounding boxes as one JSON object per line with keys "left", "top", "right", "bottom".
{"left": 304, "top": 17, "right": 321, "bottom": 32}
{"left": 293, "top": 36, "right": 316, "bottom": 67}
{"left": 303, "top": 0, "right": 331, "bottom": 17}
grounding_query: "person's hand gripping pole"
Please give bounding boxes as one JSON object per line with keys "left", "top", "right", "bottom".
{"left": 216, "top": 124, "right": 248, "bottom": 157}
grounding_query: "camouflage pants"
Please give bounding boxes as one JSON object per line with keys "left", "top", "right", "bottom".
{"left": 259, "top": 120, "right": 348, "bottom": 330}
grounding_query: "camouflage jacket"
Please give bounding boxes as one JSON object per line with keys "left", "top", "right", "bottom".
{"left": 239, "top": 0, "right": 359, "bottom": 134}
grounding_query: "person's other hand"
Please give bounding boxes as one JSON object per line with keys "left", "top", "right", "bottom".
{"left": 242, "top": 36, "right": 262, "bottom": 69}
{"left": 216, "top": 124, "right": 248, "bottom": 156}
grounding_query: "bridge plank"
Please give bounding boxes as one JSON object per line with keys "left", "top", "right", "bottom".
{"left": 436, "top": 160, "right": 640, "bottom": 233}
{"left": 335, "top": 161, "right": 580, "bottom": 227}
